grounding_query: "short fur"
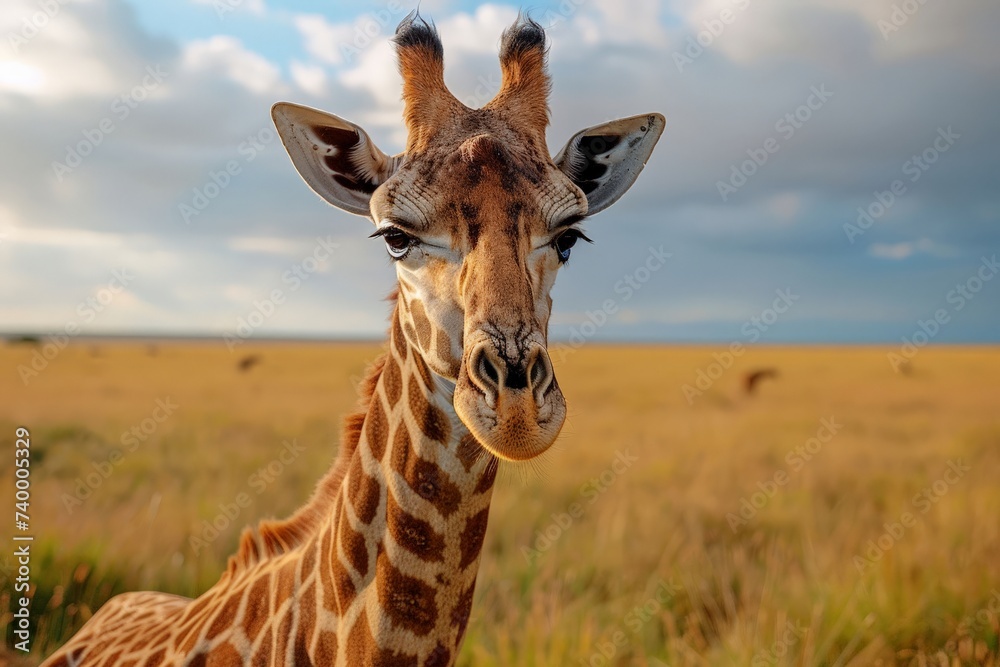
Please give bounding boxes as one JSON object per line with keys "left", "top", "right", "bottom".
{"left": 394, "top": 11, "right": 463, "bottom": 152}
{"left": 486, "top": 14, "right": 551, "bottom": 141}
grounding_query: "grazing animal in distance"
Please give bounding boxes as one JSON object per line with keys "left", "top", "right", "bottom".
{"left": 238, "top": 354, "right": 262, "bottom": 372}
{"left": 41, "top": 13, "right": 664, "bottom": 666}
{"left": 743, "top": 367, "right": 779, "bottom": 395}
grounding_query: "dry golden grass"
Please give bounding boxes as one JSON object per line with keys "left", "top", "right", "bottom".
{"left": 0, "top": 341, "right": 998, "bottom": 665}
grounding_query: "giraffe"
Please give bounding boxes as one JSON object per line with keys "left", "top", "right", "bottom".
{"left": 41, "top": 13, "right": 664, "bottom": 667}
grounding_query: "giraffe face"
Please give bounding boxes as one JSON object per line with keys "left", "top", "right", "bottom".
{"left": 273, "top": 14, "right": 665, "bottom": 462}
{"left": 367, "top": 124, "right": 586, "bottom": 461}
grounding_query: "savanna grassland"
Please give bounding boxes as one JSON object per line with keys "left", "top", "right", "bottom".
{"left": 0, "top": 341, "right": 998, "bottom": 666}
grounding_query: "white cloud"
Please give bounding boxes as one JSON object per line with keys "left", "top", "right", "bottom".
{"left": 435, "top": 4, "right": 519, "bottom": 54}
{"left": 191, "top": 0, "right": 266, "bottom": 17}
{"left": 182, "top": 36, "right": 284, "bottom": 95}
{"left": 586, "top": 0, "right": 670, "bottom": 47}
{"left": 0, "top": 0, "right": 121, "bottom": 99}
{"left": 0, "top": 61, "right": 44, "bottom": 95}
{"left": 294, "top": 13, "right": 354, "bottom": 66}
{"left": 671, "top": 0, "right": 998, "bottom": 68}
{"left": 227, "top": 236, "right": 313, "bottom": 256}
{"left": 289, "top": 60, "right": 327, "bottom": 96}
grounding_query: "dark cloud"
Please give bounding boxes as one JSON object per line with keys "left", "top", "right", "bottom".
{"left": 0, "top": 0, "right": 997, "bottom": 342}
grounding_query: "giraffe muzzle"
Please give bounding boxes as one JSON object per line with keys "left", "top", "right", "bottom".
{"left": 467, "top": 342, "right": 554, "bottom": 407}
{"left": 455, "top": 337, "right": 566, "bottom": 462}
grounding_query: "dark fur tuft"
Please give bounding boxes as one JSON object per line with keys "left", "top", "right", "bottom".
{"left": 394, "top": 10, "right": 444, "bottom": 59}
{"left": 499, "top": 13, "right": 547, "bottom": 63}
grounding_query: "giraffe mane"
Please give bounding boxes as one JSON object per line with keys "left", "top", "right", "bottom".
{"left": 225, "top": 295, "right": 399, "bottom": 576}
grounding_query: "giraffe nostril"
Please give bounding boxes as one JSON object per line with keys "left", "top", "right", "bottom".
{"left": 528, "top": 349, "right": 554, "bottom": 402}
{"left": 480, "top": 353, "right": 499, "bottom": 387}
{"left": 469, "top": 345, "right": 502, "bottom": 399}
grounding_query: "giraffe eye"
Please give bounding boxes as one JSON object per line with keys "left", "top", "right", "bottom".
{"left": 553, "top": 229, "right": 592, "bottom": 263}
{"left": 373, "top": 227, "right": 416, "bottom": 260}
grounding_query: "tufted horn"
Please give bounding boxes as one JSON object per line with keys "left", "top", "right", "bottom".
{"left": 393, "top": 12, "right": 465, "bottom": 153}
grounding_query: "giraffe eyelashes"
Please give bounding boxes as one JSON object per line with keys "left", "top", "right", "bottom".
{"left": 371, "top": 226, "right": 418, "bottom": 260}
{"left": 552, "top": 229, "right": 593, "bottom": 263}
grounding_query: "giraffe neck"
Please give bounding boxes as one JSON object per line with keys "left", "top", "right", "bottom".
{"left": 318, "top": 308, "right": 498, "bottom": 664}
{"left": 41, "top": 308, "right": 498, "bottom": 667}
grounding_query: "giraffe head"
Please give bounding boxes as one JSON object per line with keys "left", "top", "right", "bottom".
{"left": 273, "top": 13, "right": 664, "bottom": 462}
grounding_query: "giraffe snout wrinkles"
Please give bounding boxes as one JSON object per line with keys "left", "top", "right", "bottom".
{"left": 467, "top": 341, "right": 554, "bottom": 408}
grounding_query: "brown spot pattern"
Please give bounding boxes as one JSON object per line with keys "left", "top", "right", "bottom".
{"left": 456, "top": 433, "right": 481, "bottom": 472}
{"left": 205, "top": 643, "right": 241, "bottom": 666}
{"left": 273, "top": 612, "right": 293, "bottom": 665}
{"left": 315, "top": 630, "right": 338, "bottom": 665}
{"left": 346, "top": 609, "right": 418, "bottom": 667}
{"left": 340, "top": 510, "right": 370, "bottom": 577}
{"left": 476, "top": 459, "right": 498, "bottom": 495}
{"left": 347, "top": 454, "right": 381, "bottom": 525}
{"left": 459, "top": 508, "right": 490, "bottom": 569}
{"left": 242, "top": 577, "right": 270, "bottom": 641}
{"left": 392, "top": 310, "right": 409, "bottom": 360}
{"left": 366, "top": 398, "right": 389, "bottom": 461}
{"left": 424, "top": 643, "right": 452, "bottom": 667}
{"left": 409, "top": 299, "right": 433, "bottom": 350}
{"left": 391, "top": 427, "right": 461, "bottom": 517}
{"left": 408, "top": 380, "right": 451, "bottom": 443}
{"left": 142, "top": 649, "right": 165, "bottom": 667}
{"left": 451, "top": 582, "right": 476, "bottom": 644}
{"left": 387, "top": 490, "right": 445, "bottom": 562}
{"left": 412, "top": 353, "right": 435, "bottom": 393}
{"left": 383, "top": 354, "right": 403, "bottom": 407}
{"left": 376, "top": 552, "right": 438, "bottom": 636}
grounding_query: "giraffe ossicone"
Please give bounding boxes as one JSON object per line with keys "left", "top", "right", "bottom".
{"left": 42, "top": 12, "right": 663, "bottom": 666}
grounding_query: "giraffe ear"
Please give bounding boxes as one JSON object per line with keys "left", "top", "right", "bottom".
{"left": 272, "top": 102, "right": 402, "bottom": 217}
{"left": 554, "top": 113, "right": 666, "bottom": 216}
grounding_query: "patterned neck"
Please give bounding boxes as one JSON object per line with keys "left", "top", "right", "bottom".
{"left": 42, "top": 308, "right": 498, "bottom": 667}
{"left": 316, "top": 309, "right": 498, "bottom": 664}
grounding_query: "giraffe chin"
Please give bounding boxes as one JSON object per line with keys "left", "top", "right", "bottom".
{"left": 453, "top": 381, "right": 567, "bottom": 462}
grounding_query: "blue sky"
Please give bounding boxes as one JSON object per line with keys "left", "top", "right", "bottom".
{"left": 0, "top": 0, "right": 998, "bottom": 343}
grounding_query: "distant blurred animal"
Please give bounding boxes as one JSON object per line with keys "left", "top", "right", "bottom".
{"left": 237, "top": 354, "right": 261, "bottom": 372}
{"left": 743, "top": 368, "right": 779, "bottom": 395}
